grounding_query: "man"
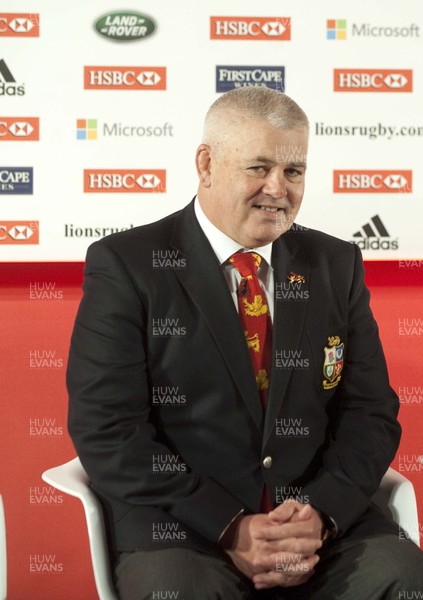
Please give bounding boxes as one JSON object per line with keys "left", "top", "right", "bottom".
{"left": 67, "top": 88, "right": 423, "bottom": 599}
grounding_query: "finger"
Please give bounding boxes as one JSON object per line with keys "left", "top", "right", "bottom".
{"left": 256, "top": 549, "right": 320, "bottom": 572}
{"left": 274, "top": 553, "right": 319, "bottom": 575}
{"left": 254, "top": 536, "right": 322, "bottom": 563}
{"left": 254, "top": 539, "right": 322, "bottom": 568}
{"left": 254, "top": 554, "right": 318, "bottom": 581}
{"left": 267, "top": 500, "right": 303, "bottom": 522}
{"left": 255, "top": 551, "right": 306, "bottom": 572}
{"left": 254, "top": 572, "right": 314, "bottom": 590}
{"left": 266, "top": 538, "right": 323, "bottom": 556}
{"left": 252, "top": 570, "right": 314, "bottom": 590}
{"left": 284, "top": 517, "right": 323, "bottom": 539}
{"left": 290, "top": 502, "right": 312, "bottom": 521}
{"left": 259, "top": 519, "right": 320, "bottom": 542}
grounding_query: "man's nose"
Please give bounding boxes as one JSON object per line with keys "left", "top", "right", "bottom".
{"left": 262, "top": 169, "right": 287, "bottom": 198}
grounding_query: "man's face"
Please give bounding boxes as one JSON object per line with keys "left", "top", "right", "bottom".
{"left": 197, "top": 117, "right": 308, "bottom": 248}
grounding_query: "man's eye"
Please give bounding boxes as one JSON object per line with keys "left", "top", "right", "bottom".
{"left": 286, "top": 168, "right": 302, "bottom": 177}
{"left": 248, "top": 166, "right": 267, "bottom": 174}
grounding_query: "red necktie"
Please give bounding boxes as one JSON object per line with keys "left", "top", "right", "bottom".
{"left": 229, "top": 251, "right": 273, "bottom": 512}
{"left": 229, "top": 251, "right": 272, "bottom": 409}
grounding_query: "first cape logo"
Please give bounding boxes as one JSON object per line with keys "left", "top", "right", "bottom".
{"left": 94, "top": 11, "right": 156, "bottom": 42}
{"left": 323, "top": 336, "right": 344, "bottom": 390}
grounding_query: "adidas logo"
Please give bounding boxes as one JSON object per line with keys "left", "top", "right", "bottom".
{"left": 353, "top": 215, "right": 389, "bottom": 238}
{"left": 0, "top": 59, "right": 15, "bottom": 83}
{"left": 351, "top": 215, "right": 398, "bottom": 250}
{"left": 0, "top": 58, "right": 25, "bottom": 96}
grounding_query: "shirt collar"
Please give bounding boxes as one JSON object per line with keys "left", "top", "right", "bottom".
{"left": 194, "top": 197, "right": 273, "bottom": 267}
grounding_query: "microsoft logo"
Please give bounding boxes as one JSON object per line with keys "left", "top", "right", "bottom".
{"left": 76, "top": 119, "right": 97, "bottom": 140}
{"left": 327, "top": 19, "right": 347, "bottom": 40}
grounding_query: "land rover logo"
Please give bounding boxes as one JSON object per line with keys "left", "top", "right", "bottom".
{"left": 94, "top": 11, "right": 156, "bottom": 42}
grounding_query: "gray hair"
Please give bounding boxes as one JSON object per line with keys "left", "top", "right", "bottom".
{"left": 202, "top": 87, "right": 309, "bottom": 146}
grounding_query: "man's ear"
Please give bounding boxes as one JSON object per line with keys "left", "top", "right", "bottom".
{"left": 195, "top": 144, "right": 212, "bottom": 188}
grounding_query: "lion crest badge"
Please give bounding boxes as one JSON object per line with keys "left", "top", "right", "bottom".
{"left": 323, "top": 336, "right": 344, "bottom": 390}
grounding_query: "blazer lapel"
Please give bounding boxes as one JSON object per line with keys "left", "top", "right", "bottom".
{"left": 263, "top": 231, "right": 311, "bottom": 445}
{"left": 170, "top": 202, "right": 263, "bottom": 432}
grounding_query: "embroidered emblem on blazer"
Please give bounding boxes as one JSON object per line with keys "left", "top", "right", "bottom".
{"left": 323, "top": 336, "right": 344, "bottom": 390}
{"left": 287, "top": 271, "right": 305, "bottom": 284}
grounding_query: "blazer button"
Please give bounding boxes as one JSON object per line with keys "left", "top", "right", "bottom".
{"left": 262, "top": 456, "right": 272, "bottom": 469}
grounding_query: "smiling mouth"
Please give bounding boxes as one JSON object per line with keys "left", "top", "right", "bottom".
{"left": 254, "top": 205, "right": 282, "bottom": 213}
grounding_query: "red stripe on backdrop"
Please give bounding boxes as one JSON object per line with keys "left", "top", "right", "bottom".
{"left": 364, "top": 260, "right": 423, "bottom": 286}
{"left": 0, "top": 261, "right": 421, "bottom": 599}
{"left": 363, "top": 262, "right": 423, "bottom": 543}
{"left": 0, "top": 262, "right": 84, "bottom": 287}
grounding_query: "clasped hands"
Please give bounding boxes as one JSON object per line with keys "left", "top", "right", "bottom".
{"left": 222, "top": 501, "right": 324, "bottom": 590}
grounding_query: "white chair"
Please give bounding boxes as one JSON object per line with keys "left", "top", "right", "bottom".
{"left": 42, "top": 459, "right": 421, "bottom": 600}
{"left": 0, "top": 495, "right": 7, "bottom": 600}
{"left": 371, "top": 467, "right": 420, "bottom": 545}
{"left": 42, "top": 458, "right": 118, "bottom": 600}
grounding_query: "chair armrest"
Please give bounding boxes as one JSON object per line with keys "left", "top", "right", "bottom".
{"left": 42, "top": 456, "right": 91, "bottom": 500}
{"left": 372, "top": 467, "right": 420, "bottom": 546}
{"left": 42, "top": 458, "right": 119, "bottom": 600}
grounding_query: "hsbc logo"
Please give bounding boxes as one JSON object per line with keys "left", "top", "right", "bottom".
{"left": 137, "top": 71, "right": 161, "bottom": 86}
{"left": 262, "top": 22, "right": 286, "bottom": 36}
{"left": 334, "top": 170, "right": 412, "bottom": 193}
{"left": 9, "top": 122, "right": 33, "bottom": 136}
{"left": 84, "top": 66, "right": 166, "bottom": 90}
{"left": 0, "top": 118, "right": 39, "bottom": 141}
{"left": 0, "top": 167, "right": 33, "bottom": 194}
{"left": 384, "top": 74, "right": 409, "bottom": 88}
{"left": 383, "top": 174, "right": 410, "bottom": 189}
{"left": 0, "top": 221, "right": 39, "bottom": 244}
{"left": 210, "top": 17, "right": 291, "bottom": 40}
{"left": 84, "top": 170, "right": 166, "bottom": 193}
{"left": 334, "top": 69, "right": 412, "bottom": 92}
{"left": 0, "top": 13, "right": 39, "bottom": 37}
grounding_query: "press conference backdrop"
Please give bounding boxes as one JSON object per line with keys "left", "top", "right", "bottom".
{"left": 1, "top": 0, "right": 422, "bottom": 261}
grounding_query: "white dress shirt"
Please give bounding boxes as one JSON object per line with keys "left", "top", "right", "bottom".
{"left": 194, "top": 198, "right": 275, "bottom": 321}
